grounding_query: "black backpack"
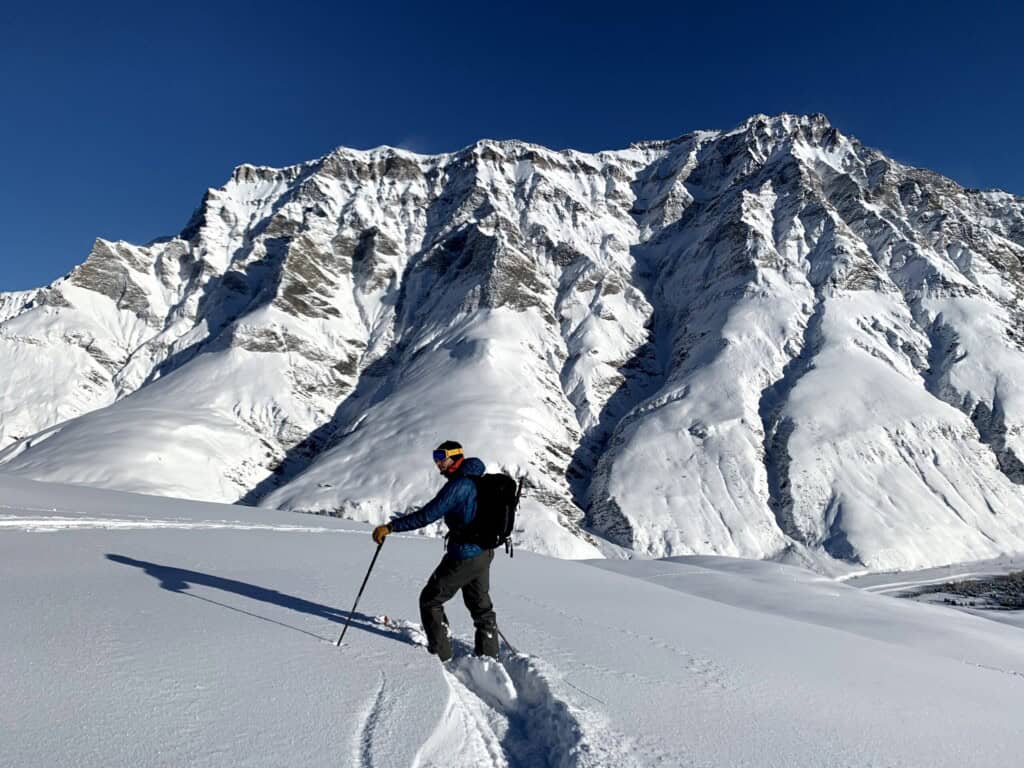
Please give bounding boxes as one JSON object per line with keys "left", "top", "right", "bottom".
{"left": 466, "top": 473, "right": 523, "bottom": 556}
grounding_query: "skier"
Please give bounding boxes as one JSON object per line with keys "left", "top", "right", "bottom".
{"left": 371, "top": 441, "right": 499, "bottom": 662}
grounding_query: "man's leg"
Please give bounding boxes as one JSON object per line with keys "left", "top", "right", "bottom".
{"left": 419, "top": 557, "right": 461, "bottom": 661}
{"left": 461, "top": 550, "right": 498, "bottom": 658}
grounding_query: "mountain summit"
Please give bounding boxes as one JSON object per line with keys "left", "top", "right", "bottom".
{"left": 3, "top": 113, "right": 1023, "bottom": 570}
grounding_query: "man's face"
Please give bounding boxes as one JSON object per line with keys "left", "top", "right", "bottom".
{"left": 435, "top": 457, "right": 455, "bottom": 474}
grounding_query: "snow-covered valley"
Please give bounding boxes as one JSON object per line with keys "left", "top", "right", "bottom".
{"left": 3, "top": 475, "right": 1024, "bottom": 767}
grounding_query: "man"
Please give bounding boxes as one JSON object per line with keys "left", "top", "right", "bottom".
{"left": 372, "top": 440, "right": 499, "bottom": 662}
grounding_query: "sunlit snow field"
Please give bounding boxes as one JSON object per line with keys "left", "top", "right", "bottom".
{"left": 3, "top": 474, "right": 1024, "bottom": 767}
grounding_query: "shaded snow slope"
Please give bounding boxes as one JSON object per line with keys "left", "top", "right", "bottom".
{"left": 3, "top": 476, "right": 1024, "bottom": 767}
{"left": 2, "top": 113, "right": 1024, "bottom": 569}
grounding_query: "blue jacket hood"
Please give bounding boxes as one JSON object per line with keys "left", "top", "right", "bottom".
{"left": 453, "top": 457, "right": 485, "bottom": 478}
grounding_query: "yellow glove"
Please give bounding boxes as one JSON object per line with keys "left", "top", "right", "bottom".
{"left": 372, "top": 523, "right": 392, "bottom": 545}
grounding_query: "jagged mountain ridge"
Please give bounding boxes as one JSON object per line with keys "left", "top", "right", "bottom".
{"left": 2, "top": 113, "right": 1023, "bottom": 569}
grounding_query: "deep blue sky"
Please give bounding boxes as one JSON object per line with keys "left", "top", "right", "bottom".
{"left": 2, "top": 0, "right": 1020, "bottom": 291}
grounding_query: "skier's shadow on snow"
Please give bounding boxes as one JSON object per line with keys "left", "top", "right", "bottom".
{"left": 105, "top": 554, "right": 416, "bottom": 647}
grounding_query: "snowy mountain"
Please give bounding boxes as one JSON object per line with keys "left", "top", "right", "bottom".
{"left": 2, "top": 113, "right": 1024, "bottom": 570}
{"left": 3, "top": 475, "right": 1024, "bottom": 768}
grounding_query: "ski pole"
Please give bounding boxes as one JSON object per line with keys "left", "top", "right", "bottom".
{"left": 495, "top": 627, "right": 605, "bottom": 705}
{"left": 335, "top": 539, "right": 385, "bottom": 647}
{"left": 496, "top": 626, "right": 519, "bottom": 655}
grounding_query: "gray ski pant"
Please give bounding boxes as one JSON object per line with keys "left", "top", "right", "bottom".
{"left": 419, "top": 549, "right": 498, "bottom": 661}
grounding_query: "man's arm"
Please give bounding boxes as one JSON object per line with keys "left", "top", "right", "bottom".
{"left": 389, "top": 478, "right": 471, "bottom": 533}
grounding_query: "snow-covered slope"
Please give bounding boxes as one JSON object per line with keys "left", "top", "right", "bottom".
{"left": 2, "top": 113, "right": 1024, "bottom": 569}
{"left": 3, "top": 475, "right": 1024, "bottom": 768}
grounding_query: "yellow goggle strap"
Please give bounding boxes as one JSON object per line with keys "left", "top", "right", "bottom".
{"left": 432, "top": 448, "right": 463, "bottom": 461}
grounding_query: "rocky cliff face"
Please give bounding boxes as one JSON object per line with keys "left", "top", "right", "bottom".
{"left": 3, "top": 113, "right": 1023, "bottom": 568}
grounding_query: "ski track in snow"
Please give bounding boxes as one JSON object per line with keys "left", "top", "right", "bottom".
{"left": 354, "top": 672, "right": 388, "bottom": 768}
{"left": 508, "top": 589, "right": 736, "bottom": 693}
{"left": 0, "top": 514, "right": 365, "bottom": 534}
{"left": 377, "top": 617, "right": 653, "bottom": 768}
{"left": 444, "top": 675, "right": 508, "bottom": 767}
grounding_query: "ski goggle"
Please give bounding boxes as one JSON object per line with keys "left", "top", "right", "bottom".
{"left": 432, "top": 448, "right": 463, "bottom": 462}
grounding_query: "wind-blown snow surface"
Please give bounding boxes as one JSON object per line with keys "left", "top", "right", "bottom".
{"left": 2, "top": 112, "right": 1024, "bottom": 570}
{"left": 3, "top": 476, "right": 1024, "bottom": 768}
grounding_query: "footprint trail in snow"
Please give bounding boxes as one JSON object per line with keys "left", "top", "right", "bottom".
{"left": 369, "top": 616, "right": 651, "bottom": 768}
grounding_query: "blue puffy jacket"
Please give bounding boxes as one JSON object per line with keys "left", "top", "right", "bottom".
{"left": 389, "top": 457, "right": 486, "bottom": 560}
